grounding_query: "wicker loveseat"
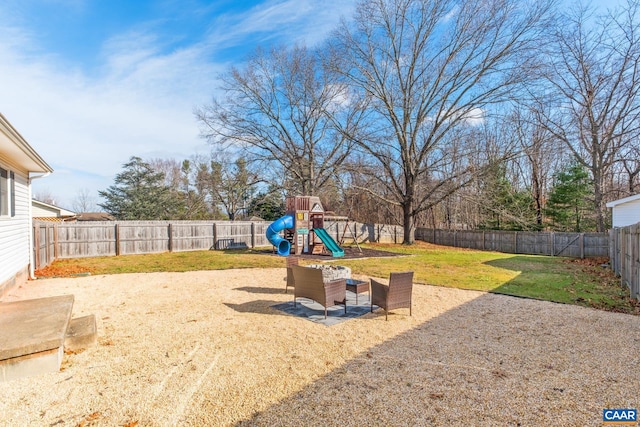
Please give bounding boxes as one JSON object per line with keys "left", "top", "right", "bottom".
{"left": 290, "top": 265, "right": 347, "bottom": 318}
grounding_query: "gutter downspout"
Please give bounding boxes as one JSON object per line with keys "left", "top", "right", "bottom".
{"left": 28, "top": 172, "right": 51, "bottom": 279}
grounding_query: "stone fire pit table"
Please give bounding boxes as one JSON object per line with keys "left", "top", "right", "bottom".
{"left": 306, "top": 265, "right": 370, "bottom": 305}
{"left": 306, "top": 265, "right": 352, "bottom": 281}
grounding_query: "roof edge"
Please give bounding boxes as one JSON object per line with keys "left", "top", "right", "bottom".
{"left": 606, "top": 193, "right": 640, "bottom": 208}
{"left": 0, "top": 113, "right": 53, "bottom": 173}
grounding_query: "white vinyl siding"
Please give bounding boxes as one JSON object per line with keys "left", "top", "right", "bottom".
{"left": 0, "top": 166, "right": 30, "bottom": 286}
{"left": 611, "top": 199, "right": 640, "bottom": 228}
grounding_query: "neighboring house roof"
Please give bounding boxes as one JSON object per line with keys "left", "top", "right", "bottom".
{"left": 0, "top": 113, "right": 53, "bottom": 173}
{"left": 606, "top": 193, "right": 640, "bottom": 208}
{"left": 76, "top": 212, "right": 115, "bottom": 221}
{"left": 32, "top": 199, "right": 76, "bottom": 218}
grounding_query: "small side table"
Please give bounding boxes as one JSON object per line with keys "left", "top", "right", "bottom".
{"left": 345, "top": 279, "right": 369, "bottom": 305}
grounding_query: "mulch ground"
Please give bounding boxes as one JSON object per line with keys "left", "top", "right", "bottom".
{"left": 256, "top": 245, "right": 404, "bottom": 261}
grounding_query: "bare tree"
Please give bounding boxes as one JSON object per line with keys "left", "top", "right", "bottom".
{"left": 510, "top": 108, "right": 567, "bottom": 228}
{"left": 195, "top": 45, "right": 359, "bottom": 197}
{"left": 72, "top": 188, "right": 97, "bottom": 212}
{"left": 621, "top": 151, "right": 640, "bottom": 194}
{"left": 33, "top": 189, "right": 57, "bottom": 206}
{"left": 535, "top": 0, "right": 640, "bottom": 231}
{"left": 148, "top": 158, "right": 184, "bottom": 192}
{"left": 331, "top": 0, "right": 556, "bottom": 243}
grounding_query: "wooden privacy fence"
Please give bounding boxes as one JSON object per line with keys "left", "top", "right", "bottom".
{"left": 323, "top": 219, "right": 405, "bottom": 245}
{"left": 32, "top": 219, "right": 404, "bottom": 270}
{"left": 609, "top": 224, "right": 640, "bottom": 299}
{"left": 33, "top": 220, "right": 272, "bottom": 268}
{"left": 415, "top": 228, "right": 609, "bottom": 258}
{"left": 33, "top": 221, "right": 57, "bottom": 270}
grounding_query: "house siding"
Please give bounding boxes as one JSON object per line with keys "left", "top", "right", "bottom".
{"left": 32, "top": 204, "right": 58, "bottom": 218}
{"left": 0, "top": 167, "right": 31, "bottom": 297}
{"left": 612, "top": 199, "right": 640, "bottom": 228}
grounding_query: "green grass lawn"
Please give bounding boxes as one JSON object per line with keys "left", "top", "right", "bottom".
{"left": 36, "top": 242, "right": 639, "bottom": 315}
{"left": 37, "top": 249, "right": 284, "bottom": 275}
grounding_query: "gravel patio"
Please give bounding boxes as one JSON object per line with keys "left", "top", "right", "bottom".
{"left": 1, "top": 268, "right": 639, "bottom": 426}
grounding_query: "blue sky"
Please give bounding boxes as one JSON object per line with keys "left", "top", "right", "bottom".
{"left": 0, "top": 0, "right": 356, "bottom": 209}
{"left": 0, "top": 0, "right": 621, "bottom": 210}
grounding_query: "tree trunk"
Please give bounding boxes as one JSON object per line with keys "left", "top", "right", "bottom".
{"left": 593, "top": 178, "right": 606, "bottom": 232}
{"left": 402, "top": 199, "right": 414, "bottom": 244}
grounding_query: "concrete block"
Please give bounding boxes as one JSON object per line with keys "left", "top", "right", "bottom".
{"left": 0, "top": 346, "right": 63, "bottom": 382}
{"left": 0, "top": 294, "right": 74, "bottom": 382}
{"left": 65, "top": 315, "right": 97, "bottom": 352}
{"left": 0, "top": 295, "right": 74, "bottom": 360}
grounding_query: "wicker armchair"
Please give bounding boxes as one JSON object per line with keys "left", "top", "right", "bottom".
{"left": 370, "top": 271, "right": 414, "bottom": 320}
{"left": 285, "top": 256, "right": 300, "bottom": 293}
{"left": 291, "top": 265, "right": 347, "bottom": 318}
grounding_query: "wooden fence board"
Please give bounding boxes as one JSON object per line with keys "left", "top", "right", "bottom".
{"left": 32, "top": 220, "right": 277, "bottom": 267}
{"left": 34, "top": 219, "right": 611, "bottom": 274}
{"left": 56, "top": 222, "right": 117, "bottom": 258}
{"left": 321, "top": 220, "right": 401, "bottom": 244}
{"left": 32, "top": 218, "right": 411, "bottom": 270}
{"left": 611, "top": 223, "right": 640, "bottom": 299}
{"left": 33, "top": 222, "right": 57, "bottom": 269}
{"left": 170, "top": 223, "right": 215, "bottom": 252}
{"left": 415, "top": 228, "right": 609, "bottom": 258}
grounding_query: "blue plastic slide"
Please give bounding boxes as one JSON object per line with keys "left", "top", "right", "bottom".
{"left": 314, "top": 227, "right": 344, "bottom": 257}
{"left": 266, "top": 214, "right": 294, "bottom": 256}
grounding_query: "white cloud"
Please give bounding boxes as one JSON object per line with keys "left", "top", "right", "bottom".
{"left": 204, "top": 0, "right": 356, "bottom": 49}
{"left": 462, "top": 107, "right": 485, "bottom": 126}
{"left": 0, "top": 24, "right": 216, "bottom": 205}
{"left": 0, "top": 0, "right": 356, "bottom": 207}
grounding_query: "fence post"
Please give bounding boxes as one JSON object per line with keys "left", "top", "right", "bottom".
{"left": 115, "top": 224, "right": 121, "bottom": 256}
{"left": 251, "top": 222, "right": 255, "bottom": 248}
{"left": 630, "top": 224, "right": 640, "bottom": 299}
{"left": 579, "top": 232, "right": 584, "bottom": 259}
{"left": 609, "top": 230, "right": 615, "bottom": 269}
{"left": 33, "top": 223, "right": 40, "bottom": 270}
{"left": 213, "top": 223, "right": 218, "bottom": 250}
{"left": 514, "top": 231, "right": 518, "bottom": 254}
{"left": 45, "top": 224, "right": 51, "bottom": 265}
{"left": 551, "top": 232, "right": 555, "bottom": 256}
{"left": 168, "top": 223, "right": 173, "bottom": 252}
{"left": 53, "top": 223, "right": 59, "bottom": 260}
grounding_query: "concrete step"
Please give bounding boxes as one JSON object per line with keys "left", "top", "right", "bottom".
{"left": 65, "top": 314, "right": 97, "bottom": 352}
{"left": 0, "top": 295, "right": 74, "bottom": 382}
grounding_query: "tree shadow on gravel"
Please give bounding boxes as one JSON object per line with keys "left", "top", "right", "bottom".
{"left": 231, "top": 290, "right": 640, "bottom": 426}
{"left": 234, "top": 286, "right": 288, "bottom": 295}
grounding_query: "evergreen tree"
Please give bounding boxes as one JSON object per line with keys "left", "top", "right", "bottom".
{"left": 478, "top": 165, "right": 538, "bottom": 231}
{"left": 545, "top": 164, "right": 594, "bottom": 232}
{"left": 247, "top": 188, "right": 285, "bottom": 221}
{"left": 98, "top": 156, "right": 179, "bottom": 220}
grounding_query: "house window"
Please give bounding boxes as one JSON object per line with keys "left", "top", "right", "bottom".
{"left": 0, "top": 167, "right": 15, "bottom": 217}
{"left": 10, "top": 171, "right": 15, "bottom": 217}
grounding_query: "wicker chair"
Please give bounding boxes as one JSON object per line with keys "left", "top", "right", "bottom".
{"left": 291, "top": 265, "right": 347, "bottom": 318}
{"left": 370, "top": 271, "right": 414, "bottom": 320}
{"left": 285, "top": 256, "right": 300, "bottom": 293}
